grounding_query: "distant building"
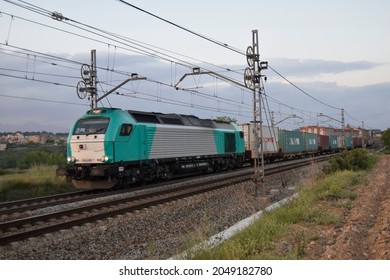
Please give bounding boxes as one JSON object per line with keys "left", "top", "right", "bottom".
{"left": 0, "top": 143, "right": 6, "bottom": 151}
{"left": 28, "top": 135, "right": 47, "bottom": 144}
{"left": 299, "top": 125, "right": 337, "bottom": 136}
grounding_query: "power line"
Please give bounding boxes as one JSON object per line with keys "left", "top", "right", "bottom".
{"left": 114, "top": 0, "right": 356, "bottom": 122}
{"left": 0, "top": 66, "right": 79, "bottom": 79}
{"left": 1, "top": 42, "right": 250, "bottom": 114}
{"left": 268, "top": 65, "right": 342, "bottom": 111}
{"left": 2, "top": 0, "right": 364, "bottom": 127}
{"left": 116, "top": 0, "right": 245, "bottom": 56}
{"left": 0, "top": 72, "right": 75, "bottom": 88}
{"left": 0, "top": 93, "right": 88, "bottom": 106}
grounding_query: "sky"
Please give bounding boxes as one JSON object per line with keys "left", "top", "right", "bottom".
{"left": 0, "top": 0, "right": 389, "bottom": 132}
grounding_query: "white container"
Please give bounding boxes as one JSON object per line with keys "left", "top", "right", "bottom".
{"left": 239, "top": 123, "right": 279, "bottom": 158}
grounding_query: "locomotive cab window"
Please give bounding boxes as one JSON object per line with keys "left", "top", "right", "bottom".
{"left": 73, "top": 117, "right": 109, "bottom": 135}
{"left": 120, "top": 124, "right": 133, "bottom": 136}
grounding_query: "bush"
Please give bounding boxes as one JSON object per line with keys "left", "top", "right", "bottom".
{"left": 18, "top": 150, "right": 66, "bottom": 169}
{"left": 324, "top": 148, "right": 377, "bottom": 174}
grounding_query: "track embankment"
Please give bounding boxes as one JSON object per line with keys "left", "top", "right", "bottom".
{"left": 303, "top": 155, "right": 390, "bottom": 259}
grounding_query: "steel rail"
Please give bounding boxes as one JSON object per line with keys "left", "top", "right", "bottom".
{"left": 0, "top": 156, "right": 329, "bottom": 245}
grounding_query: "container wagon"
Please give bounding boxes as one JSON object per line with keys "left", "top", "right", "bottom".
{"left": 329, "top": 135, "right": 339, "bottom": 152}
{"left": 239, "top": 123, "right": 279, "bottom": 162}
{"left": 303, "top": 132, "right": 318, "bottom": 155}
{"left": 278, "top": 130, "right": 304, "bottom": 158}
{"left": 318, "top": 135, "right": 330, "bottom": 153}
{"left": 353, "top": 137, "right": 363, "bottom": 148}
{"left": 344, "top": 136, "right": 353, "bottom": 149}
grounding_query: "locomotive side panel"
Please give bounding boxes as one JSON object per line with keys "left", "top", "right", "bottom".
{"left": 148, "top": 125, "right": 217, "bottom": 159}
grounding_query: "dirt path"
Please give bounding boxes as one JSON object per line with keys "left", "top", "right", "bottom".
{"left": 307, "top": 155, "right": 390, "bottom": 259}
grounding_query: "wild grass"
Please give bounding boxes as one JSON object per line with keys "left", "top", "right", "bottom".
{"left": 185, "top": 158, "right": 375, "bottom": 260}
{"left": 0, "top": 165, "right": 74, "bottom": 202}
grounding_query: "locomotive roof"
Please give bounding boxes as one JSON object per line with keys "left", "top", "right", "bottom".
{"left": 127, "top": 110, "right": 235, "bottom": 129}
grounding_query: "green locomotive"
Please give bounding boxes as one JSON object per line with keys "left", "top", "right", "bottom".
{"left": 57, "top": 108, "right": 245, "bottom": 189}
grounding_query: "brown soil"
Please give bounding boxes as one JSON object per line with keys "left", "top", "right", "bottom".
{"left": 282, "top": 155, "right": 390, "bottom": 260}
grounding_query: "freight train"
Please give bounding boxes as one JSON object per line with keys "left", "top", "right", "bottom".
{"left": 57, "top": 108, "right": 372, "bottom": 190}
{"left": 239, "top": 123, "right": 372, "bottom": 163}
{"left": 56, "top": 108, "right": 245, "bottom": 189}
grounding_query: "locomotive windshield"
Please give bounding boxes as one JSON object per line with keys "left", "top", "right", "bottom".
{"left": 73, "top": 117, "right": 109, "bottom": 135}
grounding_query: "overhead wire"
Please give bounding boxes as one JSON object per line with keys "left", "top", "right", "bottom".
{"left": 114, "top": 0, "right": 364, "bottom": 128}
{"left": 2, "top": 0, "right": 363, "bottom": 127}
{"left": 0, "top": 72, "right": 75, "bottom": 88}
{"left": 267, "top": 65, "right": 342, "bottom": 111}
{"left": 0, "top": 93, "right": 88, "bottom": 106}
{"left": 0, "top": 23, "right": 250, "bottom": 118}
{"left": 115, "top": 0, "right": 246, "bottom": 56}
{"left": 0, "top": 8, "right": 248, "bottom": 101}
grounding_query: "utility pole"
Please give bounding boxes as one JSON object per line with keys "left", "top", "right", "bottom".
{"left": 244, "top": 30, "right": 268, "bottom": 195}
{"left": 76, "top": 50, "right": 145, "bottom": 109}
{"left": 90, "top": 50, "right": 97, "bottom": 109}
{"left": 77, "top": 50, "right": 98, "bottom": 109}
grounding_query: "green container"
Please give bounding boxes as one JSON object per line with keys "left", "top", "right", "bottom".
{"left": 344, "top": 136, "right": 353, "bottom": 149}
{"left": 279, "top": 130, "right": 304, "bottom": 153}
{"left": 329, "top": 135, "right": 338, "bottom": 150}
{"left": 304, "top": 132, "right": 318, "bottom": 152}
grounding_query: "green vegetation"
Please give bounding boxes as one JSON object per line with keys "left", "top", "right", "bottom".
{"left": 185, "top": 150, "right": 377, "bottom": 260}
{"left": 382, "top": 128, "right": 390, "bottom": 146}
{"left": 18, "top": 150, "right": 65, "bottom": 169}
{"left": 0, "top": 147, "right": 66, "bottom": 170}
{"left": 324, "top": 148, "right": 377, "bottom": 174}
{"left": 214, "top": 116, "right": 237, "bottom": 123}
{"left": 381, "top": 129, "right": 390, "bottom": 154}
{"left": 0, "top": 165, "right": 73, "bottom": 202}
{"left": 382, "top": 147, "right": 390, "bottom": 154}
{"left": 0, "top": 147, "right": 70, "bottom": 201}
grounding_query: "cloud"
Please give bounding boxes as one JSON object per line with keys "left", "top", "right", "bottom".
{"left": 1, "top": 49, "right": 389, "bottom": 132}
{"left": 266, "top": 80, "right": 390, "bottom": 130}
{"left": 268, "top": 58, "right": 380, "bottom": 77}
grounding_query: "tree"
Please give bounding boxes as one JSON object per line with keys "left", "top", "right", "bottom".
{"left": 214, "top": 116, "right": 237, "bottom": 123}
{"left": 382, "top": 128, "right": 390, "bottom": 146}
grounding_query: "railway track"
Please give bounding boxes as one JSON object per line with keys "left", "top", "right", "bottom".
{"left": 0, "top": 156, "right": 329, "bottom": 245}
{"left": 0, "top": 190, "right": 94, "bottom": 216}
{"left": 0, "top": 181, "right": 171, "bottom": 217}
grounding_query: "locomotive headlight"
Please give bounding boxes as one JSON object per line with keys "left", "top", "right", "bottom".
{"left": 100, "top": 155, "right": 109, "bottom": 162}
{"left": 67, "top": 156, "right": 76, "bottom": 163}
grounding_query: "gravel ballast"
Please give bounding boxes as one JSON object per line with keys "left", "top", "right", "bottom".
{"left": 0, "top": 163, "right": 322, "bottom": 260}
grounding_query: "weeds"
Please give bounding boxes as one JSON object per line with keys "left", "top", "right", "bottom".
{"left": 0, "top": 165, "right": 73, "bottom": 202}
{"left": 186, "top": 151, "right": 377, "bottom": 260}
{"left": 315, "top": 170, "right": 364, "bottom": 201}
{"left": 295, "top": 231, "right": 306, "bottom": 258}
